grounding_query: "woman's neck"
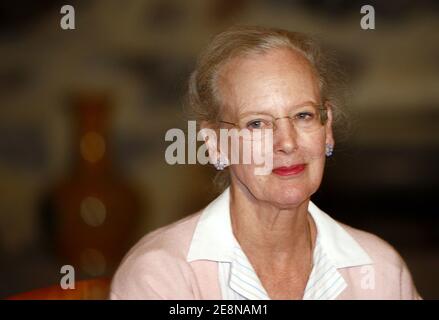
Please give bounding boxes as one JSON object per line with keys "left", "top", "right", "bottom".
{"left": 229, "top": 182, "right": 316, "bottom": 269}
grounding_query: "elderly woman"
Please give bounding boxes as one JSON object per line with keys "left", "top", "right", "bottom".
{"left": 110, "top": 26, "right": 421, "bottom": 300}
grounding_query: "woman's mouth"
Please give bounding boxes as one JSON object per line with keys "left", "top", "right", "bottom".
{"left": 272, "top": 164, "right": 306, "bottom": 176}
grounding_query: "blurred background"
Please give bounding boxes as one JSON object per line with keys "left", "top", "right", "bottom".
{"left": 0, "top": 0, "right": 438, "bottom": 299}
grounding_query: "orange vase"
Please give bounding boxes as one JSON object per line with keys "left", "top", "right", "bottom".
{"left": 50, "top": 93, "right": 141, "bottom": 277}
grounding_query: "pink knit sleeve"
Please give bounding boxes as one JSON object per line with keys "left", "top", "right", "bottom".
{"left": 400, "top": 260, "right": 422, "bottom": 300}
{"left": 109, "top": 249, "right": 196, "bottom": 300}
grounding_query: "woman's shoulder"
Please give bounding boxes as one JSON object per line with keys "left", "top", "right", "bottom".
{"left": 110, "top": 210, "right": 203, "bottom": 299}
{"left": 122, "top": 210, "right": 203, "bottom": 264}
{"left": 337, "top": 222, "right": 422, "bottom": 299}
{"left": 338, "top": 222, "right": 406, "bottom": 269}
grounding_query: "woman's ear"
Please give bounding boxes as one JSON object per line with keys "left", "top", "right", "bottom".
{"left": 324, "top": 101, "right": 335, "bottom": 148}
{"left": 199, "top": 121, "right": 219, "bottom": 165}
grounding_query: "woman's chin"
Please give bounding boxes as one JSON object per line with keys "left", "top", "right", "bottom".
{"left": 266, "top": 188, "right": 310, "bottom": 209}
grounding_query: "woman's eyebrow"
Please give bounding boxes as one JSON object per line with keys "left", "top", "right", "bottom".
{"left": 238, "top": 111, "right": 273, "bottom": 118}
{"left": 237, "top": 101, "right": 320, "bottom": 118}
{"left": 293, "top": 100, "right": 320, "bottom": 107}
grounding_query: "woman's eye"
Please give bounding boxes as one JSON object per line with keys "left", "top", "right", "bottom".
{"left": 247, "top": 120, "right": 266, "bottom": 129}
{"left": 295, "top": 112, "right": 314, "bottom": 121}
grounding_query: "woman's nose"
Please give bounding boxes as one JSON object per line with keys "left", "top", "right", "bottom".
{"left": 273, "top": 118, "right": 298, "bottom": 154}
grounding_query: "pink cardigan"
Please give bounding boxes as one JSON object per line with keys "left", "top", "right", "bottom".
{"left": 110, "top": 207, "right": 421, "bottom": 300}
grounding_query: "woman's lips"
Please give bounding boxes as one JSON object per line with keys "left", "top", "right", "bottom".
{"left": 272, "top": 164, "right": 306, "bottom": 176}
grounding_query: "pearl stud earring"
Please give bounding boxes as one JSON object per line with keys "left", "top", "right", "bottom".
{"left": 214, "top": 156, "right": 229, "bottom": 170}
{"left": 325, "top": 144, "right": 334, "bottom": 157}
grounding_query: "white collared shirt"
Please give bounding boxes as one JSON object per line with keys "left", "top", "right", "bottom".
{"left": 187, "top": 187, "right": 373, "bottom": 300}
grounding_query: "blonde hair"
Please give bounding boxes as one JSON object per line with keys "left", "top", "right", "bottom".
{"left": 184, "top": 25, "right": 347, "bottom": 192}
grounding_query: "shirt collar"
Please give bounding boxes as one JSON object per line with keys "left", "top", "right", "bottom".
{"left": 187, "top": 187, "right": 373, "bottom": 269}
{"left": 187, "top": 187, "right": 236, "bottom": 263}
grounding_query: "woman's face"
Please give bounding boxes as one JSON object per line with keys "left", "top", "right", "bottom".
{"left": 216, "top": 48, "right": 335, "bottom": 208}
